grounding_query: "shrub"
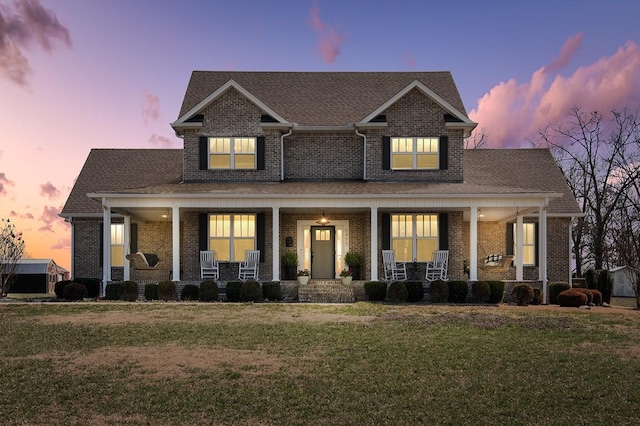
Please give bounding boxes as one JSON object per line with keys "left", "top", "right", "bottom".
{"left": 364, "top": 281, "right": 387, "bottom": 302}
{"left": 487, "top": 281, "right": 505, "bottom": 304}
{"left": 448, "top": 281, "right": 468, "bottom": 303}
{"left": 531, "top": 288, "right": 543, "bottom": 305}
{"left": 405, "top": 281, "right": 424, "bottom": 303}
{"left": 574, "top": 287, "right": 593, "bottom": 305}
{"left": 117, "top": 281, "right": 138, "bottom": 302}
{"left": 386, "top": 281, "right": 408, "bottom": 303}
{"left": 199, "top": 280, "right": 219, "bottom": 302}
{"left": 54, "top": 280, "right": 74, "bottom": 299}
{"left": 557, "top": 289, "right": 587, "bottom": 307}
{"left": 104, "top": 282, "right": 120, "bottom": 300}
{"left": 62, "top": 282, "right": 88, "bottom": 301}
{"left": 429, "top": 280, "right": 449, "bottom": 303}
{"left": 240, "top": 280, "right": 262, "bottom": 302}
{"left": 226, "top": 281, "right": 243, "bottom": 302}
{"left": 181, "top": 284, "right": 200, "bottom": 301}
{"left": 590, "top": 289, "right": 603, "bottom": 306}
{"left": 511, "top": 283, "right": 534, "bottom": 306}
{"left": 472, "top": 281, "right": 491, "bottom": 303}
{"left": 549, "top": 282, "right": 570, "bottom": 304}
{"left": 144, "top": 284, "right": 158, "bottom": 301}
{"left": 158, "top": 280, "right": 175, "bottom": 301}
{"left": 262, "top": 281, "right": 282, "bottom": 301}
{"left": 74, "top": 277, "right": 101, "bottom": 298}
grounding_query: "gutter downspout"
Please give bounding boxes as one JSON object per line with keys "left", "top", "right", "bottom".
{"left": 355, "top": 128, "right": 367, "bottom": 181}
{"left": 280, "top": 127, "right": 293, "bottom": 181}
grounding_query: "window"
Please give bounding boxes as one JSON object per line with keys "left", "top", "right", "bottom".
{"left": 391, "top": 214, "right": 438, "bottom": 262}
{"left": 391, "top": 137, "right": 439, "bottom": 170}
{"left": 209, "top": 214, "right": 256, "bottom": 261}
{"left": 111, "top": 224, "right": 124, "bottom": 267}
{"left": 513, "top": 223, "right": 536, "bottom": 266}
{"left": 209, "top": 137, "right": 256, "bottom": 169}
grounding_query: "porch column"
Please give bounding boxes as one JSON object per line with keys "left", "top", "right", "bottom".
{"left": 123, "top": 215, "right": 131, "bottom": 281}
{"left": 516, "top": 215, "right": 524, "bottom": 280}
{"left": 102, "top": 201, "right": 111, "bottom": 297}
{"left": 539, "top": 205, "right": 548, "bottom": 303}
{"left": 370, "top": 206, "right": 378, "bottom": 281}
{"left": 272, "top": 206, "right": 280, "bottom": 281}
{"left": 469, "top": 207, "right": 478, "bottom": 281}
{"left": 171, "top": 207, "right": 180, "bottom": 281}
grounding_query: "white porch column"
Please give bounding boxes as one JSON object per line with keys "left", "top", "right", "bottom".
{"left": 516, "top": 215, "right": 524, "bottom": 281}
{"left": 469, "top": 207, "right": 478, "bottom": 281}
{"left": 539, "top": 205, "right": 548, "bottom": 303}
{"left": 370, "top": 206, "right": 378, "bottom": 281}
{"left": 172, "top": 207, "right": 180, "bottom": 281}
{"left": 272, "top": 206, "right": 280, "bottom": 281}
{"left": 102, "top": 201, "right": 111, "bottom": 296}
{"left": 123, "top": 215, "right": 131, "bottom": 281}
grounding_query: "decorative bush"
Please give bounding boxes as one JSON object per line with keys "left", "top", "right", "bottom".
{"left": 144, "top": 284, "right": 159, "bottom": 301}
{"left": 118, "top": 281, "right": 138, "bottom": 302}
{"left": 590, "top": 289, "right": 603, "bottom": 306}
{"left": 448, "top": 281, "right": 468, "bottom": 303}
{"left": 386, "top": 281, "right": 408, "bottom": 303}
{"left": 574, "top": 287, "right": 593, "bottom": 305}
{"left": 531, "top": 288, "right": 543, "bottom": 305}
{"left": 74, "top": 277, "right": 101, "bottom": 298}
{"left": 364, "top": 281, "right": 387, "bottom": 302}
{"left": 472, "top": 281, "right": 491, "bottom": 303}
{"left": 557, "top": 289, "right": 588, "bottom": 307}
{"left": 405, "top": 281, "right": 424, "bottom": 303}
{"left": 226, "top": 281, "right": 243, "bottom": 302}
{"left": 62, "top": 282, "right": 88, "bottom": 301}
{"left": 262, "top": 281, "right": 282, "bottom": 301}
{"left": 54, "top": 280, "right": 74, "bottom": 299}
{"left": 240, "top": 280, "right": 262, "bottom": 302}
{"left": 429, "top": 280, "right": 449, "bottom": 303}
{"left": 198, "top": 280, "right": 218, "bottom": 302}
{"left": 511, "top": 283, "right": 534, "bottom": 306}
{"left": 158, "top": 280, "right": 175, "bottom": 301}
{"left": 549, "top": 282, "right": 571, "bottom": 304}
{"left": 487, "top": 281, "right": 505, "bottom": 304}
{"left": 181, "top": 284, "right": 200, "bottom": 301}
{"left": 104, "top": 282, "right": 120, "bottom": 300}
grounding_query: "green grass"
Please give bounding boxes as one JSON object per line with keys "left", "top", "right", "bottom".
{"left": 0, "top": 303, "right": 639, "bottom": 425}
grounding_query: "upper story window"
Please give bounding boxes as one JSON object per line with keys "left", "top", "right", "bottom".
{"left": 209, "top": 214, "right": 256, "bottom": 261}
{"left": 391, "top": 214, "right": 439, "bottom": 262}
{"left": 209, "top": 137, "right": 256, "bottom": 169}
{"left": 391, "top": 137, "right": 439, "bottom": 170}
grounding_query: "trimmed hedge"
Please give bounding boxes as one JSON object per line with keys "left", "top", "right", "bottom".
{"left": 448, "top": 281, "right": 468, "bottom": 303}
{"left": 574, "top": 287, "right": 593, "bottom": 304}
{"left": 472, "top": 281, "right": 491, "bottom": 303}
{"left": 586, "top": 269, "right": 613, "bottom": 304}
{"left": 364, "top": 281, "right": 387, "bottom": 302}
{"left": 104, "top": 282, "right": 120, "bottom": 300}
{"left": 240, "top": 280, "right": 262, "bottom": 302}
{"left": 487, "top": 281, "right": 505, "bottom": 304}
{"left": 429, "top": 280, "right": 449, "bottom": 303}
{"left": 144, "top": 284, "right": 159, "bottom": 301}
{"left": 549, "top": 282, "right": 571, "bottom": 305}
{"left": 62, "top": 282, "right": 88, "bottom": 301}
{"left": 199, "top": 280, "right": 219, "bottom": 302}
{"left": 405, "top": 281, "right": 424, "bottom": 303}
{"left": 226, "top": 281, "right": 243, "bottom": 302}
{"left": 74, "top": 277, "right": 100, "bottom": 298}
{"left": 512, "top": 283, "right": 534, "bottom": 306}
{"left": 158, "top": 280, "right": 175, "bottom": 301}
{"left": 54, "top": 280, "right": 74, "bottom": 299}
{"left": 119, "top": 281, "right": 139, "bottom": 302}
{"left": 262, "top": 281, "right": 282, "bottom": 301}
{"left": 557, "top": 289, "right": 588, "bottom": 307}
{"left": 180, "top": 284, "right": 199, "bottom": 301}
{"left": 532, "top": 288, "right": 543, "bottom": 305}
{"left": 386, "top": 281, "right": 408, "bottom": 303}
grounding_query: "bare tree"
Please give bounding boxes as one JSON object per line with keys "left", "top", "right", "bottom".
{"left": 0, "top": 218, "right": 26, "bottom": 296}
{"left": 464, "top": 127, "right": 488, "bottom": 149}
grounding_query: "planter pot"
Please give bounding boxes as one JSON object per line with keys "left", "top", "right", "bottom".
{"left": 297, "top": 275, "right": 310, "bottom": 285}
{"left": 340, "top": 276, "right": 353, "bottom": 285}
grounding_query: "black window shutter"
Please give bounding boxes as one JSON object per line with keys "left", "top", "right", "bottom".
{"left": 506, "top": 224, "right": 514, "bottom": 256}
{"left": 199, "top": 136, "right": 208, "bottom": 170}
{"left": 257, "top": 137, "right": 265, "bottom": 170}
{"left": 381, "top": 213, "right": 390, "bottom": 250}
{"left": 438, "top": 213, "right": 448, "bottom": 250}
{"left": 99, "top": 223, "right": 104, "bottom": 267}
{"left": 256, "top": 213, "right": 265, "bottom": 262}
{"left": 199, "top": 213, "right": 208, "bottom": 252}
{"left": 534, "top": 223, "right": 539, "bottom": 266}
{"left": 382, "top": 137, "right": 391, "bottom": 170}
{"left": 130, "top": 223, "right": 138, "bottom": 253}
{"left": 439, "top": 135, "right": 448, "bottom": 170}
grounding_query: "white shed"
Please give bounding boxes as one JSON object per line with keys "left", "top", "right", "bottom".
{"left": 610, "top": 266, "right": 637, "bottom": 298}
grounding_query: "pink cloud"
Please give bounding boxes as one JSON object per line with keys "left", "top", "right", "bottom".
{"left": 469, "top": 36, "right": 640, "bottom": 148}
{"left": 544, "top": 32, "right": 583, "bottom": 74}
{"left": 142, "top": 89, "right": 160, "bottom": 124}
{"left": 39, "top": 181, "right": 60, "bottom": 199}
{"left": 309, "top": 0, "right": 346, "bottom": 64}
{"left": 148, "top": 134, "right": 175, "bottom": 148}
{"left": 9, "top": 210, "right": 34, "bottom": 219}
{"left": 50, "top": 236, "right": 70, "bottom": 250}
{"left": 0, "top": 172, "right": 15, "bottom": 195}
{"left": 38, "top": 204, "right": 63, "bottom": 232}
{"left": 0, "top": 0, "right": 71, "bottom": 87}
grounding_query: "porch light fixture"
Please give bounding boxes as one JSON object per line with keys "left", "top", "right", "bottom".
{"left": 479, "top": 209, "right": 485, "bottom": 218}
{"left": 316, "top": 211, "right": 330, "bottom": 225}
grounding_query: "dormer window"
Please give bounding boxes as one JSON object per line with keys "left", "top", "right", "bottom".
{"left": 209, "top": 137, "right": 256, "bottom": 169}
{"left": 391, "top": 137, "right": 439, "bottom": 169}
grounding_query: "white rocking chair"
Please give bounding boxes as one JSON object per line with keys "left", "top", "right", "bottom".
{"left": 382, "top": 250, "right": 407, "bottom": 282}
{"left": 200, "top": 250, "right": 219, "bottom": 280}
{"left": 238, "top": 250, "right": 260, "bottom": 281}
{"left": 425, "top": 250, "right": 449, "bottom": 282}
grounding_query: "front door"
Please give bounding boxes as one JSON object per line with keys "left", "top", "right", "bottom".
{"left": 311, "top": 226, "right": 335, "bottom": 279}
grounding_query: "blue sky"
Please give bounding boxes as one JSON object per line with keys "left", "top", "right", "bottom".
{"left": 1, "top": 0, "right": 640, "bottom": 268}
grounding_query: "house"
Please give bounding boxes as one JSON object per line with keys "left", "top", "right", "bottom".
{"left": 610, "top": 266, "right": 637, "bottom": 297}
{"left": 60, "top": 71, "right": 582, "bottom": 301}
{"left": 7, "top": 259, "right": 70, "bottom": 293}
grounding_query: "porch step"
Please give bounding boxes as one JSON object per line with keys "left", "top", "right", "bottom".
{"left": 298, "top": 280, "right": 356, "bottom": 303}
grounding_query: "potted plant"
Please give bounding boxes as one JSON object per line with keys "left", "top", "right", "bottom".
{"left": 297, "top": 269, "right": 310, "bottom": 285}
{"left": 344, "top": 252, "right": 362, "bottom": 280}
{"left": 281, "top": 251, "right": 298, "bottom": 280}
{"left": 340, "top": 268, "right": 353, "bottom": 285}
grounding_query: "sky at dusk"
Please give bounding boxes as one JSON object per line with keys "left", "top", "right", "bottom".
{"left": 1, "top": 0, "right": 640, "bottom": 270}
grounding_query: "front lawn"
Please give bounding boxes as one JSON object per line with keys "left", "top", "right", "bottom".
{"left": 0, "top": 303, "right": 638, "bottom": 425}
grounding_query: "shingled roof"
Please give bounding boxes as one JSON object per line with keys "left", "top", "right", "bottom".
{"left": 176, "top": 71, "right": 468, "bottom": 126}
